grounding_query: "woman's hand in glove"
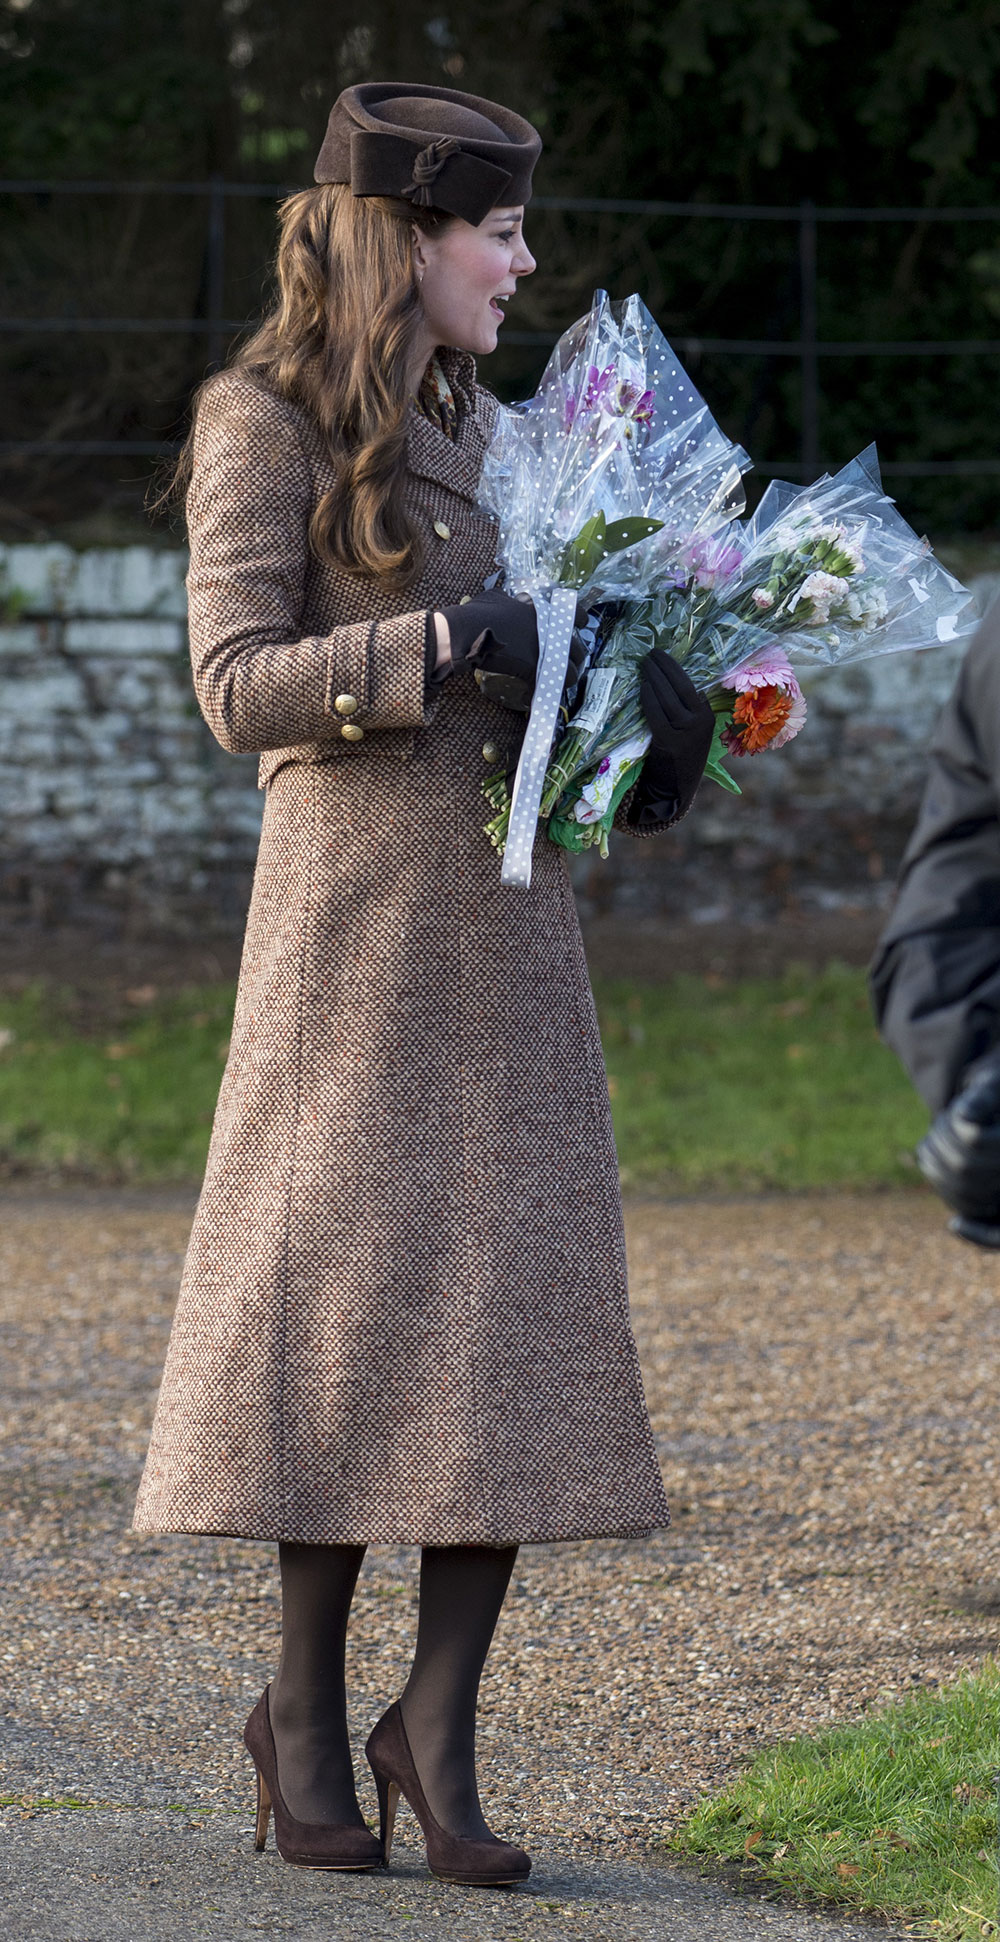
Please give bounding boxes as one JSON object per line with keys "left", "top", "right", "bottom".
{"left": 630, "top": 647, "right": 715, "bottom": 828}
{"left": 433, "top": 592, "right": 588, "bottom": 714}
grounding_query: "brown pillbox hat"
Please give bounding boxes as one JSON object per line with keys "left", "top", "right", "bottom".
{"left": 314, "top": 82, "right": 542, "bottom": 226}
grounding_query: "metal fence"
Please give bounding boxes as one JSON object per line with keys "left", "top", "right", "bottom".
{"left": 3, "top": 176, "right": 1000, "bottom": 480}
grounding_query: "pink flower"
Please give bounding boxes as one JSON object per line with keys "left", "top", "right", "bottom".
{"left": 582, "top": 364, "right": 615, "bottom": 412}
{"left": 721, "top": 647, "right": 797, "bottom": 694}
{"left": 682, "top": 533, "right": 743, "bottom": 590}
{"left": 751, "top": 587, "right": 774, "bottom": 611}
{"left": 719, "top": 650, "right": 807, "bottom": 754}
{"left": 615, "top": 380, "right": 655, "bottom": 424}
{"left": 768, "top": 684, "right": 808, "bottom": 749}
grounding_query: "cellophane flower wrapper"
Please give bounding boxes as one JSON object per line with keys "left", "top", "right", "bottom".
{"left": 478, "top": 290, "right": 748, "bottom": 601}
{"left": 476, "top": 289, "right": 750, "bottom": 862}
{"left": 546, "top": 444, "right": 979, "bottom": 853}
{"left": 664, "top": 445, "right": 977, "bottom": 687}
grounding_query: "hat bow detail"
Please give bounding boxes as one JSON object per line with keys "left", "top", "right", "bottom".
{"left": 402, "top": 137, "right": 462, "bottom": 207}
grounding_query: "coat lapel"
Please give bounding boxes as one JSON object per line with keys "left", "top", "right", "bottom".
{"left": 406, "top": 349, "right": 496, "bottom": 503}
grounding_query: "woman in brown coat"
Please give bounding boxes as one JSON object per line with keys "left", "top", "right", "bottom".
{"left": 135, "top": 82, "right": 713, "bottom": 1886}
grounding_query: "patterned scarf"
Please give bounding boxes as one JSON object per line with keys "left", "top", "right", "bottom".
{"left": 415, "top": 353, "right": 459, "bottom": 441}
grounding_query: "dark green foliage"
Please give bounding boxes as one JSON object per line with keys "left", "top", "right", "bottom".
{"left": 3, "top": 0, "right": 1000, "bottom": 534}
{"left": 0, "top": 0, "right": 234, "bottom": 178}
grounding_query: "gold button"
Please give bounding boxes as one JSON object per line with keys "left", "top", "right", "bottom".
{"left": 334, "top": 692, "right": 359, "bottom": 715}
{"left": 482, "top": 741, "right": 500, "bottom": 764}
{"left": 433, "top": 519, "right": 451, "bottom": 540}
{"left": 341, "top": 722, "right": 364, "bottom": 742}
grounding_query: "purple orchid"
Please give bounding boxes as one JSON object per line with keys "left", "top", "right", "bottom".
{"left": 681, "top": 532, "right": 744, "bottom": 590}
{"left": 564, "top": 364, "right": 656, "bottom": 435}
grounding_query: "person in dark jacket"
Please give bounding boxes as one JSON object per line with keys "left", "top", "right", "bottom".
{"left": 871, "top": 598, "right": 1000, "bottom": 1245}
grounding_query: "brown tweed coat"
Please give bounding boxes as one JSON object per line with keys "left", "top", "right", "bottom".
{"left": 133, "top": 349, "right": 671, "bottom": 1546}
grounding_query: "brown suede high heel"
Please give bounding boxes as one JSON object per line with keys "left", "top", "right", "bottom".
{"left": 243, "top": 1686, "right": 384, "bottom": 1870}
{"left": 365, "top": 1700, "right": 531, "bottom": 1886}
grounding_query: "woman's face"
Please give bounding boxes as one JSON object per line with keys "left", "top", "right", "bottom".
{"left": 411, "top": 206, "right": 536, "bottom": 360}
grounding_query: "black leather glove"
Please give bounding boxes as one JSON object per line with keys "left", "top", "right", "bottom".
{"left": 917, "top": 1051, "right": 1000, "bottom": 1247}
{"left": 629, "top": 646, "right": 715, "bottom": 829}
{"left": 431, "top": 592, "right": 588, "bottom": 715}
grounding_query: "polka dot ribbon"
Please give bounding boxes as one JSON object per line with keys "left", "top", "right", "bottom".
{"left": 501, "top": 585, "right": 578, "bottom": 889}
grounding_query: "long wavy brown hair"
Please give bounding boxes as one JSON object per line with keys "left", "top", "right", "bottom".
{"left": 168, "top": 184, "right": 452, "bottom": 588}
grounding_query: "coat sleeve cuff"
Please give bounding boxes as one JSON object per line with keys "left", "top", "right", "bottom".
{"left": 324, "top": 608, "right": 437, "bottom": 734}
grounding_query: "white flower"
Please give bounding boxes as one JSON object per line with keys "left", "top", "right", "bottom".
{"left": 769, "top": 518, "right": 809, "bottom": 552}
{"left": 813, "top": 521, "right": 865, "bottom": 575}
{"left": 845, "top": 584, "right": 888, "bottom": 628}
{"left": 573, "top": 732, "right": 651, "bottom": 822}
{"left": 838, "top": 538, "right": 866, "bottom": 573}
{"left": 751, "top": 587, "right": 775, "bottom": 611}
{"left": 790, "top": 570, "right": 851, "bottom": 625}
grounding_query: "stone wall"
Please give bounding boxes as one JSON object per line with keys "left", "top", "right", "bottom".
{"left": 0, "top": 544, "right": 261, "bottom": 929}
{"left": 1, "top": 541, "right": 996, "bottom": 934}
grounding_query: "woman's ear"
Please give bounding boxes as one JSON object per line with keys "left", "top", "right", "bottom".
{"left": 411, "top": 224, "right": 428, "bottom": 283}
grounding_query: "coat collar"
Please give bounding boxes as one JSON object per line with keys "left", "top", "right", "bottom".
{"left": 406, "top": 347, "right": 496, "bottom": 502}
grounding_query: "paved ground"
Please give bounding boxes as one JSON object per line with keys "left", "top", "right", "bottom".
{"left": 4, "top": 1185, "right": 999, "bottom": 1938}
{"left": 2, "top": 1812, "right": 909, "bottom": 1941}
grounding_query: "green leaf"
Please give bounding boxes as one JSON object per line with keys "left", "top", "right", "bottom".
{"left": 705, "top": 750, "right": 742, "bottom": 794}
{"left": 558, "top": 513, "right": 663, "bottom": 587}
{"left": 602, "top": 516, "right": 663, "bottom": 554}
{"left": 548, "top": 755, "right": 645, "bottom": 851}
{"left": 559, "top": 510, "right": 607, "bottom": 587}
{"left": 704, "top": 717, "right": 742, "bottom": 794}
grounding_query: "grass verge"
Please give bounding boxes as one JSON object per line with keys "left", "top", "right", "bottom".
{"left": 0, "top": 980, "right": 236, "bottom": 1182}
{"left": 0, "top": 963, "right": 928, "bottom": 1189}
{"left": 596, "top": 962, "right": 928, "bottom": 1192}
{"left": 667, "top": 1663, "right": 1000, "bottom": 1941}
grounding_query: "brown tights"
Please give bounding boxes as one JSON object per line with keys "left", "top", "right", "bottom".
{"left": 268, "top": 1541, "right": 517, "bottom": 1836}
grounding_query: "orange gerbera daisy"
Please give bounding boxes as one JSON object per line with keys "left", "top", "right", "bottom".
{"left": 725, "top": 682, "right": 794, "bottom": 755}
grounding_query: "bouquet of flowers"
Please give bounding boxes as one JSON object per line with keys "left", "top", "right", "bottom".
{"left": 475, "top": 289, "right": 749, "bottom": 885}
{"left": 478, "top": 291, "right": 979, "bottom": 872}
{"left": 539, "top": 444, "right": 978, "bottom": 855}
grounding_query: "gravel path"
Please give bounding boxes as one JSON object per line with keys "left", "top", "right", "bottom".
{"left": 4, "top": 1185, "right": 999, "bottom": 1936}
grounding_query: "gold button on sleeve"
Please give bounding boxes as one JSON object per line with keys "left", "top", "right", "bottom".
{"left": 433, "top": 520, "right": 451, "bottom": 541}
{"left": 341, "top": 722, "right": 364, "bottom": 742}
{"left": 334, "top": 693, "right": 359, "bottom": 715}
